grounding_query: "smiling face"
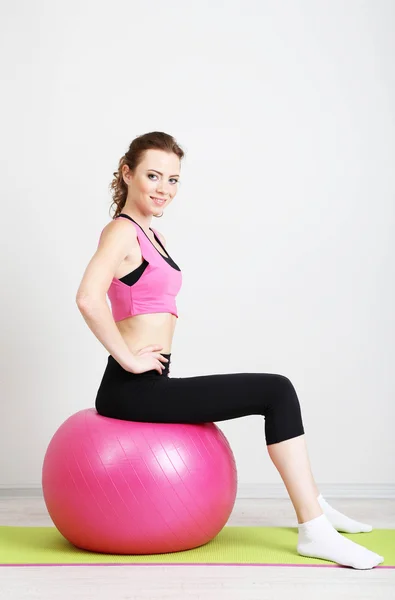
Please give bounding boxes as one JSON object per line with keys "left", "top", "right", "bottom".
{"left": 122, "top": 149, "right": 181, "bottom": 217}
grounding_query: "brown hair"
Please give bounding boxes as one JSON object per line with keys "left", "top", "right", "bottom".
{"left": 109, "top": 131, "right": 185, "bottom": 219}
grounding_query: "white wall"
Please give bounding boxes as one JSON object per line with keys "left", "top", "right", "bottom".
{"left": 1, "top": 0, "right": 394, "bottom": 494}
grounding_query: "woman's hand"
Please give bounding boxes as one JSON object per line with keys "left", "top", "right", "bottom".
{"left": 122, "top": 344, "right": 169, "bottom": 375}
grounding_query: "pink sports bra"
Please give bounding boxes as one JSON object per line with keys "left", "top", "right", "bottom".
{"left": 99, "top": 213, "right": 182, "bottom": 321}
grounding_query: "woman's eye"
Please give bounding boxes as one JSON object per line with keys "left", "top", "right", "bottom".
{"left": 148, "top": 174, "right": 179, "bottom": 184}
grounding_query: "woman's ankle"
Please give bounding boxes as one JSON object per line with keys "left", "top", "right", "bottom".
{"left": 296, "top": 503, "right": 324, "bottom": 525}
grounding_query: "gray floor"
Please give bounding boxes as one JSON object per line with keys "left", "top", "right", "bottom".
{"left": 1, "top": 497, "right": 394, "bottom": 599}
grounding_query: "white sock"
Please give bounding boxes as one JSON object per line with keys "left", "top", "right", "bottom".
{"left": 297, "top": 513, "right": 384, "bottom": 569}
{"left": 317, "top": 493, "right": 373, "bottom": 533}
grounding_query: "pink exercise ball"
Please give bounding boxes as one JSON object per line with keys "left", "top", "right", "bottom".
{"left": 42, "top": 408, "right": 238, "bottom": 554}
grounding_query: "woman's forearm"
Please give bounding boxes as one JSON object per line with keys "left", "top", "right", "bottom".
{"left": 76, "top": 297, "right": 135, "bottom": 370}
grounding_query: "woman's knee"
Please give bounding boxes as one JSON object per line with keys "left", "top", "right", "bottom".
{"left": 263, "top": 375, "right": 304, "bottom": 444}
{"left": 270, "top": 374, "right": 301, "bottom": 410}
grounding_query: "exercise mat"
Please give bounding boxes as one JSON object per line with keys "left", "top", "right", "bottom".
{"left": 0, "top": 525, "right": 394, "bottom": 568}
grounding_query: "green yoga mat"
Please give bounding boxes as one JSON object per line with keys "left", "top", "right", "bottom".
{"left": 1, "top": 526, "right": 394, "bottom": 568}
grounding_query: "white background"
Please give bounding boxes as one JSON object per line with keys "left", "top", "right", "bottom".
{"left": 0, "top": 0, "right": 393, "bottom": 492}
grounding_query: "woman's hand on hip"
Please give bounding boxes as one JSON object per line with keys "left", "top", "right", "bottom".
{"left": 122, "top": 344, "right": 169, "bottom": 375}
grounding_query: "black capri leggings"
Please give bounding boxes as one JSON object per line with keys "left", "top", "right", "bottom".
{"left": 95, "top": 353, "right": 305, "bottom": 446}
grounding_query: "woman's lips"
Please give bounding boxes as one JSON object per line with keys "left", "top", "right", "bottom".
{"left": 150, "top": 196, "right": 166, "bottom": 206}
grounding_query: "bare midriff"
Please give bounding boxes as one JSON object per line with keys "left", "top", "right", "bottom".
{"left": 116, "top": 313, "right": 177, "bottom": 356}
{"left": 112, "top": 226, "right": 178, "bottom": 356}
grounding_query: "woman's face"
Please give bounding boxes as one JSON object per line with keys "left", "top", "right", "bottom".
{"left": 122, "top": 149, "right": 180, "bottom": 216}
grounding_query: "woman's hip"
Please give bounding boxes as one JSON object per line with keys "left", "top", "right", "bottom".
{"left": 95, "top": 355, "right": 300, "bottom": 424}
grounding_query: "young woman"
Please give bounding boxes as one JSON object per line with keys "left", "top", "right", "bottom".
{"left": 76, "top": 131, "right": 383, "bottom": 569}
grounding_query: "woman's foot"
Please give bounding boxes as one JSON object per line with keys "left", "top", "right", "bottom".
{"left": 317, "top": 494, "right": 372, "bottom": 533}
{"left": 297, "top": 514, "right": 384, "bottom": 569}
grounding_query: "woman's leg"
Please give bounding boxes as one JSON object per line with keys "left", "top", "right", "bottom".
{"left": 163, "top": 373, "right": 326, "bottom": 525}
{"left": 96, "top": 356, "right": 321, "bottom": 523}
{"left": 96, "top": 355, "right": 384, "bottom": 568}
{"left": 97, "top": 358, "right": 340, "bottom": 525}
{"left": 267, "top": 435, "right": 322, "bottom": 524}
{"left": 157, "top": 370, "right": 324, "bottom": 526}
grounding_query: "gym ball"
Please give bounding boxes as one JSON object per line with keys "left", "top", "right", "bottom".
{"left": 42, "top": 408, "right": 238, "bottom": 554}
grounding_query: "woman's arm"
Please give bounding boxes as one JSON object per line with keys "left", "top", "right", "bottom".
{"left": 76, "top": 220, "right": 137, "bottom": 369}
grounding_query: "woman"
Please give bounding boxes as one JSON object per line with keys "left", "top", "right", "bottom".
{"left": 76, "top": 131, "right": 383, "bottom": 569}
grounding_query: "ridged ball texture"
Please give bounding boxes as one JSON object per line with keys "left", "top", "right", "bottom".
{"left": 42, "top": 408, "right": 238, "bottom": 554}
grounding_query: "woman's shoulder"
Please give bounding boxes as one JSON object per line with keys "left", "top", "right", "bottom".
{"left": 98, "top": 216, "right": 138, "bottom": 245}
